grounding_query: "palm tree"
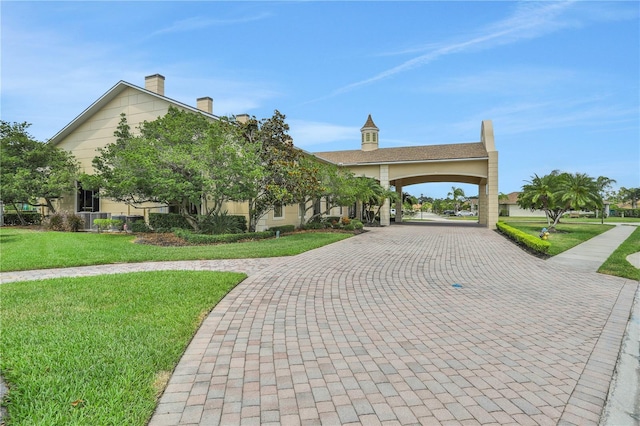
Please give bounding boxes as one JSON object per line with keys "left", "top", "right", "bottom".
{"left": 517, "top": 172, "right": 558, "bottom": 227}
{"left": 595, "top": 176, "right": 616, "bottom": 223}
{"left": 447, "top": 186, "right": 465, "bottom": 213}
{"left": 556, "top": 173, "right": 601, "bottom": 212}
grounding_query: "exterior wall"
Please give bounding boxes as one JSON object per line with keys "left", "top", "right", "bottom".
{"left": 503, "top": 205, "right": 547, "bottom": 217}
{"left": 57, "top": 87, "right": 172, "bottom": 173}
{"left": 388, "top": 159, "right": 489, "bottom": 185}
{"left": 54, "top": 87, "right": 178, "bottom": 217}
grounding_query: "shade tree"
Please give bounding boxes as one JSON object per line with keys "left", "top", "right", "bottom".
{"left": 0, "top": 121, "right": 79, "bottom": 222}
{"left": 89, "top": 108, "right": 260, "bottom": 231}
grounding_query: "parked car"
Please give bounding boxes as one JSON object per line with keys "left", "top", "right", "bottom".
{"left": 443, "top": 210, "right": 455, "bottom": 216}
{"left": 456, "top": 211, "right": 475, "bottom": 216}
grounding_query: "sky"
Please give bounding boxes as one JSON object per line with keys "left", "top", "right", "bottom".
{"left": 2, "top": 1, "right": 639, "bottom": 200}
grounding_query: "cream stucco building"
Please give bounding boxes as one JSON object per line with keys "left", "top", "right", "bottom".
{"left": 315, "top": 115, "right": 499, "bottom": 228}
{"left": 49, "top": 74, "right": 499, "bottom": 230}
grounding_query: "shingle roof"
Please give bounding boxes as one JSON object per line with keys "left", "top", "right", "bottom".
{"left": 314, "top": 142, "right": 488, "bottom": 165}
{"left": 361, "top": 114, "right": 378, "bottom": 130}
{"left": 503, "top": 191, "right": 521, "bottom": 205}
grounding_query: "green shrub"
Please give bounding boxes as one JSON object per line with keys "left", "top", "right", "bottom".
{"left": 93, "top": 218, "right": 123, "bottom": 233}
{"left": 46, "top": 213, "right": 66, "bottom": 231}
{"left": 65, "top": 213, "right": 85, "bottom": 232}
{"left": 129, "top": 221, "right": 151, "bottom": 233}
{"left": 149, "top": 213, "right": 191, "bottom": 232}
{"left": 343, "top": 224, "right": 355, "bottom": 231}
{"left": 302, "top": 222, "right": 325, "bottom": 230}
{"left": 3, "top": 211, "right": 43, "bottom": 226}
{"left": 496, "top": 222, "right": 550, "bottom": 254}
{"left": 351, "top": 219, "right": 363, "bottom": 230}
{"left": 269, "top": 225, "right": 295, "bottom": 234}
{"left": 43, "top": 212, "right": 85, "bottom": 232}
{"left": 149, "top": 212, "right": 248, "bottom": 233}
{"left": 173, "top": 229, "right": 274, "bottom": 244}
{"left": 199, "top": 211, "right": 244, "bottom": 235}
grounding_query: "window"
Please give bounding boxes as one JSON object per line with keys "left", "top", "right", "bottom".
{"left": 373, "top": 133, "right": 377, "bottom": 142}
{"left": 77, "top": 183, "right": 100, "bottom": 212}
{"left": 366, "top": 133, "right": 370, "bottom": 142}
{"left": 274, "top": 203, "right": 283, "bottom": 218}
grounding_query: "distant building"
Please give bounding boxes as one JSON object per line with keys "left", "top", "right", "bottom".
{"left": 499, "top": 192, "right": 546, "bottom": 217}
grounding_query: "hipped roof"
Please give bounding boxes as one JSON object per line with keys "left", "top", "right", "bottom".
{"left": 314, "top": 142, "right": 488, "bottom": 165}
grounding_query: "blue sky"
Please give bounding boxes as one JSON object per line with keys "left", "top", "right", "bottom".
{"left": 2, "top": 1, "right": 638, "bottom": 199}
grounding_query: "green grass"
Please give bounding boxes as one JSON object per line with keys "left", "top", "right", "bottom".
{"left": 599, "top": 226, "right": 640, "bottom": 280}
{"left": 0, "top": 271, "right": 245, "bottom": 425}
{"left": 500, "top": 220, "right": 614, "bottom": 256}
{"left": 0, "top": 229, "right": 352, "bottom": 272}
{"left": 502, "top": 216, "right": 640, "bottom": 223}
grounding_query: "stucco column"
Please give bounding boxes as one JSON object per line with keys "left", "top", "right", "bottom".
{"left": 478, "top": 184, "right": 487, "bottom": 226}
{"left": 395, "top": 183, "right": 403, "bottom": 223}
{"left": 380, "top": 165, "right": 390, "bottom": 226}
{"left": 486, "top": 151, "right": 499, "bottom": 229}
{"left": 480, "top": 120, "right": 499, "bottom": 229}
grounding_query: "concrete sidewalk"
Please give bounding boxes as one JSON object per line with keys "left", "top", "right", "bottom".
{"left": 546, "top": 224, "right": 637, "bottom": 272}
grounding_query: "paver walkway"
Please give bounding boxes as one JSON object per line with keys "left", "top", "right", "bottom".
{"left": 1, "top": 222, "right": 637, "bottom": 425}
{"left": 142, "top": 222, "right": 637, "bottom": 425}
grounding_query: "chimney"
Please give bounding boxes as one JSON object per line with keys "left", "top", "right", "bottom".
{"left": 197, "top": 97, "right": 213, "bottom": 114}
{"left": 145, "top": 74, "right": 165, "bottom": 96}
{"left": 235, "top": 114, "right": 250, "bottom": 124}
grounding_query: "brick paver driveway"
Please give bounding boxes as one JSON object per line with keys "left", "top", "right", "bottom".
{"left": 150, "top": 222, "right": 637, "bottom": 425}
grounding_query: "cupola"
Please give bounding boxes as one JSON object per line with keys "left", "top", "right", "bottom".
{"left": 360, "top": 114, "right": 379, "bottom": 151}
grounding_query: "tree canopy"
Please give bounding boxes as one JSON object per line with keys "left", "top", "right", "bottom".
{"left": 1, "top": 121, "right": 79, "bottom": 219}
{"left": 619, "top": 187, "right": 640, "bottom": 209}
{"left": 89, "top": 107, "right": 260, "bottom": 231}
{"left": 517, "top": 170, "right": 606, "bottom": 229}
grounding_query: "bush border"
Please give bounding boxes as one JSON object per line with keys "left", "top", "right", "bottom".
{"left": 496, "top": 222, "right": 550, "bottom": 255}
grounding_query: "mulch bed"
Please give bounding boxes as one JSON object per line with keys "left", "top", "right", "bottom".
{"left": 133, "top": 228, "right": 365, "bottom": 247}
{"left": 133, "top": 233, "right": 191, "bottom": 246}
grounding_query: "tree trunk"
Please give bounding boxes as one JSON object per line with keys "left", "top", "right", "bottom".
{"left": 45, "top": 198, "right": 57, "bottom": 214}
{"left": 11, "top": 203, "right": 26, "bottom": 226}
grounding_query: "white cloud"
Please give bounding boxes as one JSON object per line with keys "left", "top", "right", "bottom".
{"left": 315, "top": 1, "right": 579, "bottom": 101}
{"left": 422, "top": 67, "right": 578, "bottom": 95}
{"left": 149, "top": 12, "right": 272, "bottom": 37}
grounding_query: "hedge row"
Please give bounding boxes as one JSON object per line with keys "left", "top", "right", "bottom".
{"left": 302, "top": 218, "right": 364, "bottom": 231}
{"left": 2, "top": 212, "right": 42, "bottom": 226}
{"left": 149, "top": 213, "right": 247, "bottom": 233}
{"left": 173, "top": 229, "right": 274, "bottom": 244}
{"left": 268, "top": 225, "right": 296, "bottom": 234}
{"left": 496, "top": 222, "right": 550, "bottom": 254}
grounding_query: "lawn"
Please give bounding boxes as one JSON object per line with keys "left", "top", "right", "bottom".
{"left": 0, "top": 228, "right": 352, "bottom": 272}
{"left": 500, "top": 220, "right": 613, "bottom": 256}
{"left": 599, "top": 226, "right": 640, "bottom": 280}
{"left": 0, "top": 271, "right": 245, "bottom": 425}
